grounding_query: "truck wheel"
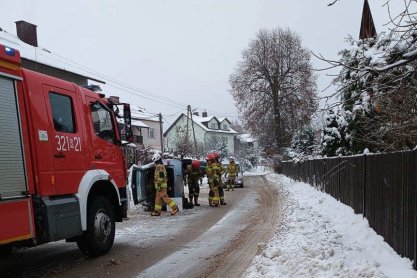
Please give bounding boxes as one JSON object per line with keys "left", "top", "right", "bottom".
{"left": 0, "top": 244, "right": 13, "bottom": 257}
{"left": 77, "top": 196, "right": 115, "bottom": 256}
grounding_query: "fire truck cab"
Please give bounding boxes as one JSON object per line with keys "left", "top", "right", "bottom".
{"left": 0, "top": 44, "right": 133, "bottom": 256}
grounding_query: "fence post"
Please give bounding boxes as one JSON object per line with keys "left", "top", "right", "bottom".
{"left": 338, "top": 156, "right": 341, "bottom": 201}
{"left": 363, "top": 154, "right": 367, "bottom": 219}
{"left": 414, "top": 150, "right": 417, "bottom": 269}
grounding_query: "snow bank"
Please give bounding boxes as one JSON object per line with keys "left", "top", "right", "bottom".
{"left": 245, "top": 174, "right": 416, "bottom": 278}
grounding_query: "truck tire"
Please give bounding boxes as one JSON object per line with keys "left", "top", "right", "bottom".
{"left": 0, "top": 244, "right": 13, "bottom": 257}
{"left": 77, "top": 196, "right": 115, "bottom": 256}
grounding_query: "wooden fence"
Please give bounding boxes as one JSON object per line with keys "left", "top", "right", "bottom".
{"left": 282, "top": 151, "right": 416, "bottom": 266}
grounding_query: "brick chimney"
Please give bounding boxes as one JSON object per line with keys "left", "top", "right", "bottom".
{"left": 15, "top": 21, "right": 38, "bottom": 47}
{"left": 202, "top": 111, "right": 208, "bottom": 117}
{"left": 193, "top": 112, "right": 199, "bottom": 116}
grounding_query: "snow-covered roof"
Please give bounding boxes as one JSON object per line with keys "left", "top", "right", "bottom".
{"left": 237, "top": 133, "right": 257, "bottom": 143}
{"left": 194, "top": 115, "right": 218, "bottom": 123}
{"left": 131, "top": 119, "right": 149, "bottom": 128}
{"left": 0, "top": 28, "right": 104, "bottom": 83}
{"left": 131, "top": 107, "right": 160, "bottom": 122}
{"left": 164, "top": 113, "right": 237, "bottom": 136}
{"left": 116, "top": 117, "right": 149, "bottom": 128}
{"left": 217, "top": 117, "right": 231, "bottom": 124}
{"left": 191, "top": 115, "right": 237, "bottom": 134}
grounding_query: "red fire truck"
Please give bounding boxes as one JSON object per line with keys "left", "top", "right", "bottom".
{"left": 0, "top": 44, "right": 133, "bottom": 256}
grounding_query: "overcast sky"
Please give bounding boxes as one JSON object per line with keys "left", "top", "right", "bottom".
{"left": 1, "top": 0, "right": 405, "bottom": 127}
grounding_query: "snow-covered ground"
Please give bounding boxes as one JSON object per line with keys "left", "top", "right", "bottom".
{"left": 245, "top": 172, "right": 417, "bottom": 278}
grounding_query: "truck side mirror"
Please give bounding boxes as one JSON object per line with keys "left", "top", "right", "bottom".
{"left": 123, "top": 103, "right": 133, "bottom": 143}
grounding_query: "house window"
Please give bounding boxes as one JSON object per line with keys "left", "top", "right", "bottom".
{"left": 210, "top": 123, "right": 217, "bottom": 129}
{"left": 222, "top": 124, "right": 228, "bottom": 130}
{"left": 49, "top": 92, "right": 75, "bottom": 133}
{"left": 149, "top": 128, "right": 155, "bottom": 139}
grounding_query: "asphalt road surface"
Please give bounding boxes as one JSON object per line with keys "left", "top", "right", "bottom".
{"left": 0, "top": 175, "right": 281, "bottom": 278}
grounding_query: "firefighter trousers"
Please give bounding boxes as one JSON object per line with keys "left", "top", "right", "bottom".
{"left": 227, "top": 177, "right": 236, "bottom": 190}
{"left": 188, "top": 180, "right": 200, "bottom": 200}
{"left": 208, "top": 182, "right": 219, "bottom": 206}
{"left": 154, "top": 189, "right": 177, "bottom": 212}
{"left": 218, "top": 182, "right": 226, "bottom": 204}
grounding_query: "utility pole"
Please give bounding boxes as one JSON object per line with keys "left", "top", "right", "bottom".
{"left": 189, "top": 105, "right": 198, "bottom": 153}
{"left": 186, "top": 106, "right": 189, "bottom": 155}
{"left": 159, "top": 113, "right": 163, "bottom": 153}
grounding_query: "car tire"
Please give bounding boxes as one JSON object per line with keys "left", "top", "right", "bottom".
{"left": 77, "top": 196, "right": 115, "bottom": 256}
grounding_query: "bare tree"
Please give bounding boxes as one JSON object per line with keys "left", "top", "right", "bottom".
{"left": 229, "top": 28, "right": 318, "bottom": 157}
{"left": 172, "top": 126, "right": 192, "bottom": 157}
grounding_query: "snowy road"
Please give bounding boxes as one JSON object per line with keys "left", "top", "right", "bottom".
{"left": 0, "top": 175, "right": 280, "bottom": 278}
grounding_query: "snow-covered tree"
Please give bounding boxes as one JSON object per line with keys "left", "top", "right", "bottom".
{"left": 234, "top": 135, "right": 260, "bottom": 169}
{"left": 204, "top": 134, "right": 229, "bottom": 161}
{"left": 287, "top": 126, "right": 320, "bottom": 161}
{"left": 320, "top": 1, "right": 417, "bottom": 153}
{"left": 327, "top": 32, "right": 417, "bottom": 152}
{"left": 321, "top": 108, "right": 356, "bottom": 156}
{"left": 171, "top": 126, "right": 192, "bottom": 157}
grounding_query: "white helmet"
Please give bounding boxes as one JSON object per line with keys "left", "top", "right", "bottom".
{"left": 229, "top": 156, "right": 235, "bottom": 162}
{"left": 152, "top": 153, "right": 161, "bottom": 162}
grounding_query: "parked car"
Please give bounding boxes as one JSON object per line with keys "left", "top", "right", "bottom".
{"left": 221, "top": 162, "right": 244, "bottom": 188}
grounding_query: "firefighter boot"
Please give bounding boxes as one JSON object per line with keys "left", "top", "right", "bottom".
{"left": 171, "top": 205, "right": 179, "bottom": 216}
{"left": 189, "top": 195, "right": 193, "bottom": 205}
{"left": 151, "top": 211, "right": 161, "bottom": 216}
{"left": 194, "top": 195, "right": 200, "bottom": 206}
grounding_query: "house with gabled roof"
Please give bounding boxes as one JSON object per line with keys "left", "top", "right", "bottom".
{"left": 163, "top": 111, "right": 237, "bottom": 155}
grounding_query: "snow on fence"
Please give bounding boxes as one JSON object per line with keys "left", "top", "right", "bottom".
{"left": 282, "top": 151, "right": 416, "bottom": 268}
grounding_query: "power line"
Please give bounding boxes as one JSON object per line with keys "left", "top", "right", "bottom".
{"left": 106, "top": 83, "right": 185, "bottom": 109}
{"left": 2, "top": 27, "right": 241, "bottom": 117}
{"left": 48, "top": 50, "right": 241, "bottom": 117}
{"left": 47, "top": 51, "right": 189, "bottom": 109}
{"left": 12, "top": 34, "right": 240, "bottom": 116}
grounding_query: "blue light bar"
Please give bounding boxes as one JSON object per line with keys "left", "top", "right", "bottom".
{"left": 5, "top": 47, "right": 15, "bottom": 56}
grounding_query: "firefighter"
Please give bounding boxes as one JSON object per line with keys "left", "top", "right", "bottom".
{"left": 206, "top": 153, "right": 220, "bottom": 207}
{"left": 151, "top": 153, "right": 179, "bottom": 216}
{"left": 185, "top": 160, "right": 201, "bottom": 206}
{"left": 225, "top": 156, "right": 238, "bottom": 191}
{"left": 212, "top": 152, "right": 226, "bottom": 205}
